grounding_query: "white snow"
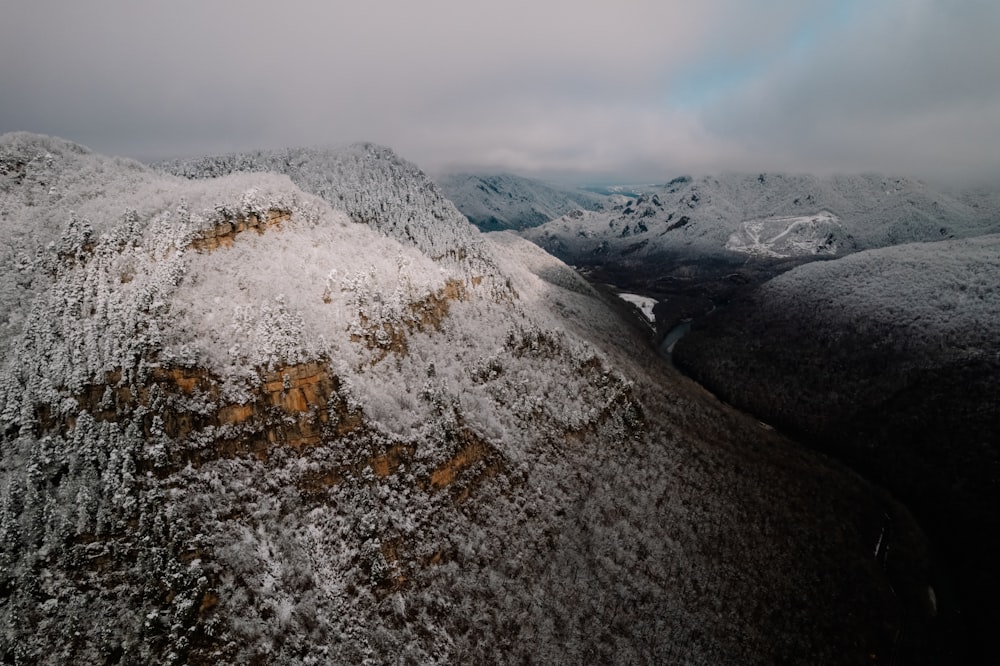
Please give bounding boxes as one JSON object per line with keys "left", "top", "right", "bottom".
{"left": 521, "top": 172, "right": 1000, "bottom": 262}
{"left": 873, "top": 525, "right": 886, "bottom": 558}
{"left": 725, "top": 211, "right": 841, "bottom": 258}
{"left": 618, "top": 292, "right": 658, "bottom": 323}
{"left": 0, "top": 133, "right": 947, "bottom": 665}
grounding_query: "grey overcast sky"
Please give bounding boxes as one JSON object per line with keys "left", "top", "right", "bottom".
{"left": 2, "top": 0, "right": 999, "bottom": 184}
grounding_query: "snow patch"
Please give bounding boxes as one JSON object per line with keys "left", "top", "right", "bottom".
{"left": 618, "top": 292, "right": 658, "bottom": 323}
{"left": 725, "top": 211, "right": 841, "bottom": 258}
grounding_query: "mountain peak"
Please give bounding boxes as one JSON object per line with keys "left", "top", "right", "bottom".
{"left": 1, "top": 136, "right": 934, "bottom": 664}
{"left": 436, "top": 171, "right": 607, "bottom": 231}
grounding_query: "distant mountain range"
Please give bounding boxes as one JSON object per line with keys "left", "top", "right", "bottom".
{"left": 521, "top": 171, "right": 1000, "bottom": 266}
{"left": 0, "top": 134, "right": 930, "bottom": 663}
{"left": 511, "top": 171, "right": 1000, "bottom": 352}
{"left": 434, "top": 172, "right": 607, "bottom": 231}
{"left": 438, "top": 168, "right": 1000, "bottom": 662}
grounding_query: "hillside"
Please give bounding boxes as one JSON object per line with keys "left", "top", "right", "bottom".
{"left": 673, "top": 235, "right": 1000, "bottom": 661}
{"left": 1, "top": 134, "right": 938, "bottom": 664}
{"left": 518, "top": 171, "right": 1000, "bottom": 343}
{"left": 524, "top": 172, "right": 998, "bottom": 262}
{"left": 434, "top": 172, "right": 607, "bottom": 232}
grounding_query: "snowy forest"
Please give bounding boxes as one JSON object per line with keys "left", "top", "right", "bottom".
{"left": 0, "top": 132, "right": 986, "bottom": 664}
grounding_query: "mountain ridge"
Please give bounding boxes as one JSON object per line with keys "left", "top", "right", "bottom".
{"left": 1, "top": 133, "right": 936, "bottom": 664}
{"left": 434, "top": 172, "right": 607, "bottom": 232}
{"left": 522, "top": 170, "right": 999, "bottom": 263}
{"left": 673, "top": 234, "right": 1000, "bottom": 661}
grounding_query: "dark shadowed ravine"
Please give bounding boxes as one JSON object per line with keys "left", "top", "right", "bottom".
{"left": 592, "top": 279, "right": 941, "bottom": 664}
{"left": 595, "top": 261, "right": 987, "bottom": 666}
{"left": 683, "top": 247, "right": 998, "bottom": 665}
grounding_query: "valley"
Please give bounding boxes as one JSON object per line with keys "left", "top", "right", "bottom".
{"left": 3, "top": 2, "right": 997, "bottom": 664}
{"left": 524, "top": 194, "right": 1000, "bottom": 665}
{"left": 1, "top": 133, "right": 995, "bottom": 664}
{"left": 443, "top": 168, "right": 1000, "bottom": 664}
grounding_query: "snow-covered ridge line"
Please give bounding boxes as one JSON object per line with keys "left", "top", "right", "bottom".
{"left": 1, "top": 133, "right": 936, "bottom": 664}
{"left": 521, "top": 171, "right": 1000, "bottom": 265}
{"left": 156, "top": 143, "right": 516, "bottom": 302}
{"left": 157, "top": 144, "right": 475, "bottom": 257}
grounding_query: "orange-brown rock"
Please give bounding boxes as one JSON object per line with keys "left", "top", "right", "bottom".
{"left": 43, "top": 359, "right": 362, "bottom": 472}
{"left": 351, "top": 278, "right": 469, "bottom": 362}
{"left": 368, "top": 443, "right": 416, "bottom": 478}
{"left": 198, "top": 591, "right": 219, "bottom": 618}
{"left": 44, "top": 357, "right": 508, "bottom": 506}
{"left": 425, "top": 432, "right": 505, "bottom": 504}
{"left": 376, "top": 536, "right": 408, "bottom": 594}
{"left": 190, "top": 209, "right": 291, "bottom": 252}
{"left": 428, "top": 439, "right": 492, "bottom": 489}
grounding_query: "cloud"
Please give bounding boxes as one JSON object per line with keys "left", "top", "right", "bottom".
{"left": 698, "top": 0, "right": 1000, "bottom": 181}
{"left": 2, "top": 0, "right": 998, "bottom": 182}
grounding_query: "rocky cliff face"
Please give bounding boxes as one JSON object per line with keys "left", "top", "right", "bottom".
{"left": 1, "top": 133, "right": 936, "bottom": 664}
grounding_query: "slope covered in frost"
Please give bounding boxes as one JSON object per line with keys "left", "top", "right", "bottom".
{"left": 1, "top": 132, "right": 180, "bottom": 351}
{"left": 435, "top": 172, "right": 607, "bottom": 231}
{"left": 159, "top": 145, "right": 479, "bottom": 262}
{"left": 674, "top": 235, "right": 1000, "bottom": 661}
{"left": 1, "top": 134, "right": 939, "bottom": 664}
{"left": 523, "top": 172, "right": 999, "bottom": 265}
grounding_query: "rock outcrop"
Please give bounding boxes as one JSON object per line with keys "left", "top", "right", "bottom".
{"left": 0, "top": 134, "right": 939, "bottom": 665}
{"left": 190, "top": 209, "right": 291, "bottom": 253}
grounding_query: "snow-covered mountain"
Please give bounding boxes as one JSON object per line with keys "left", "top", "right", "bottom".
{"left": 673, "top": 235, "right": 1000, "bottom": 661}
{"left": 1, "top": 134, "right": 937, "bottom": 664}
{"left": 159, "top": 145, "right": 487, "bottom": 265}
{"left": 522, "top": 172, "right": 1000, "bottom": 264}
{"left": 428, "top": 161, "right": 1000, "bottom": 661}
{"left": 434, "top": 172, "right": 607, "bottom": 231}
{"left": 515, "top": 171, "right": 1000, "bottom": 344}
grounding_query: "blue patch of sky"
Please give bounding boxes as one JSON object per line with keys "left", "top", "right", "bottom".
{"left": 666, "top": 0, "right": 868, "bottom": 110}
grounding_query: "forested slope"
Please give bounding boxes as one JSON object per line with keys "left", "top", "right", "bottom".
{"left": 0, "top": 134, "right": 937, "bottom": 664}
